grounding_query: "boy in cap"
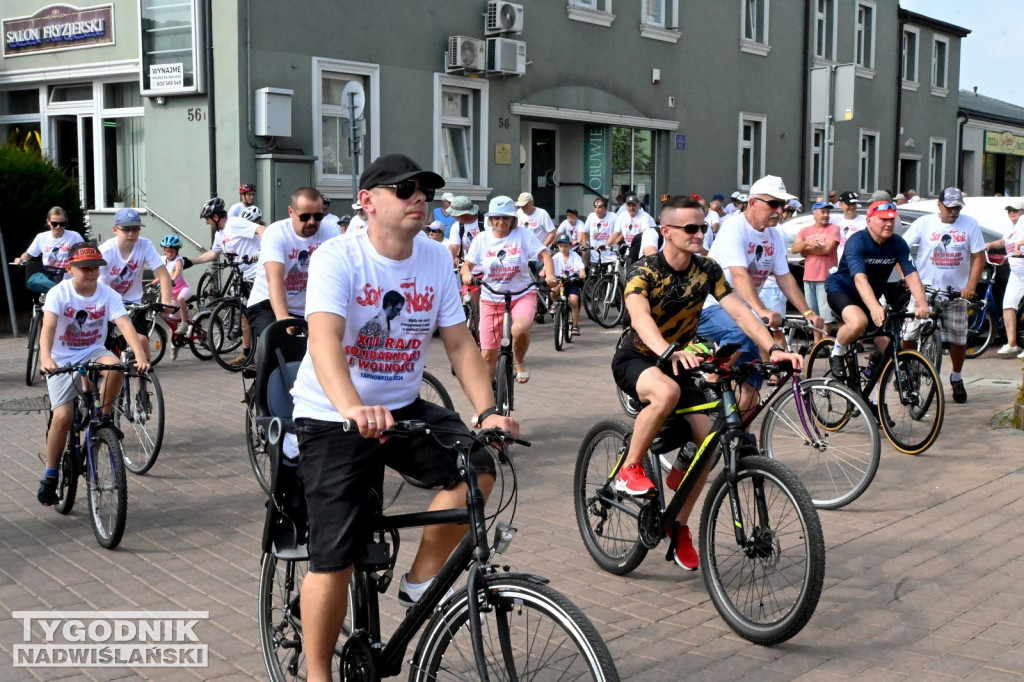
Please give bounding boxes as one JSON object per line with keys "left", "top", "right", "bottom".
{"left": 36, "top": 242, "right": 150, "bottom": 505}
{"left": 550, "top": 233, "right": 586, "bottom": 335}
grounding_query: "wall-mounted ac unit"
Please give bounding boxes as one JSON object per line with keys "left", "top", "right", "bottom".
{"left": 447, "top": 36, "right": 486, "bottom": 72}
{"left": 485, "top": 1, "right": 524, "bottom": 35}
{"left": 486, "top": 37, "right": 526, "bottom": 76}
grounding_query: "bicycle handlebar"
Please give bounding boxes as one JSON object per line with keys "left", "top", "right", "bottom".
{"left": 44, "top": 361, "right": 135, "bottom": 377}
{"left": 470, "top": 278, "right": 539, "bottom": 298}
{"left": 340, "top": 418, "right": 530, "bottom": 447}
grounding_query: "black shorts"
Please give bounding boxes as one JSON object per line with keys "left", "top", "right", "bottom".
{"left": 296, "top": 399, "right": 497, "bottom": 573}
{"left": 611, "top": 346, "right": 706, "bottom": 407}
{"left": 245, "top": 300, "right": 301, "bottom": 341}
{"left": 826, "top": 290, "right": 878, "bottom": 334}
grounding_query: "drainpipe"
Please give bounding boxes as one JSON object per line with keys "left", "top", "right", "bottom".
{"left": 204, "top": 0, "right": 217, "bottom": 244}
{"left": 893, "top": 13, "right": 905, "bottom": 192}
{"left": 799, "top": 0, "right": 811, "bottom": 199}
{"left": 956, "top": 112, "right": 969, "bottom": 190}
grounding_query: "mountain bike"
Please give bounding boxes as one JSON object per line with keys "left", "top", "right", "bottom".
{"left": 473, "top": 278, "right": 539, "bottom": 416}
{"left": 259, "top": 421, "right": 619, "bottom": 681}
{"left": 805, "top": 307, "right": 944, "bottom": 455}
{"left": 208, "top": 254, "right": 258, "bottom": 371}
{"left": 44, "top": 362, "right": 132, "bottom": 549}
{"left": 574, "top": 344, "right": 826, "bottom": 645}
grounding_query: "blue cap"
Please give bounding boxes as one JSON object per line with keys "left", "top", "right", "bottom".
{"left": 113, "top": 207, "right": 144, "bottom": 227}
{"left": 811, "top": 201, "right": 831, "bottom": 211}
{"left": 712, "top": 193, "right": 725, "bottom": 201}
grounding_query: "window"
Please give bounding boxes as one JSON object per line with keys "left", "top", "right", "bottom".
{"left": 741, "top": 0, "right": 770, "bottom": 55}
{"left": 811, "top": 125, "right": 825, "bottom": 194}
{"left": 434, "top": 75, "right": 488, "bottom": 193}
{"left": 567, "top": 0, "right": 615, "bottom": 26}
{"left": 139, "top": 0, "right": 203, "bottom": 95}
{"left": 640, "top": 0, "right": 679, "bottom": 43}
{"left": 855, "top": 2, "right": 875, "bottom": 72}
{"left": 814, "top": 0, "right": 836, "bottom": 61}
{"left": 738, "top": 113, "right": 766, "bottom": 189}
{"left": 612, "top": 128, "right": 655, "bottom": 203}
{"left": 929, "top": 138, "right": 946, "bottom": 196}
{"left": 313, "top": 58, "right": 380, "bottom": 193}
{"left": 859, "top": 130, "right": 878, "bottom": 192}
{"left": 902, "top": 27, "right": 919, "bottom": 89}
{"left": 931, "top": 36, "right": 949, "bottom": 94}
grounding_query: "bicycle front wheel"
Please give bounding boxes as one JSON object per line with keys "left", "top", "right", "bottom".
{"left": 592, "top": 277, "right": 624, "bottom": 328}
{"left": 699, "top": 456, "right": 825, "bottom": 645}
{"left": 964, "top": 306, "right": 995, "bottom": 359}
{"left": 554, "top": 304, "right": 566, "bottom": 351}
{"left": 118, "top": 371, "right": 165, "bottom": 475}
{"left": 581, "top": 277, "right": 599, "bottom": 323}
{"left": 210, "top": 299, "right": 251, "bottom": 371}
{"left": 573, "top": 419, "right": 650, "bottom": 575}
{"left": 495, "top": 354, "right": 513, "bottom": 416}
{"left": 411, "top": 575, "right": 619, "bottom": 682}
{"left": 760, "top": 379, "right": 881, "bottom": 509}
{"left": 87, "top": 427, "right": 128, "bottom": 549}
{"left": 25, "top": 313, "right": 41, "bottom": 386}
{"left": 419, "top": 370, "right": 455, "bottom": 410}
{"left": 188, "top": 310, "right": 215, "bottom": 361}
{"left": 918, "top": 328, "right": 943, "bottom": 375}
{"left": 877, "top": 350, "right": 944, "bottom": 455}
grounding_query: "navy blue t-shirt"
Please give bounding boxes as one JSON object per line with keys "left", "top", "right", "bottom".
{"left": 826, "top": 229, "right": 916, "bottom": 298}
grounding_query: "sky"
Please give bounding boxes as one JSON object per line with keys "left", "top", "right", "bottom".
{"left": 899, "top": 0, "right": 1024, "bottom": 108}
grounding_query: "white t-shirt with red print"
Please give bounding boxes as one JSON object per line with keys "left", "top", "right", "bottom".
{"left": 290, "top": 232, "right": 464, "bottom": 418}
{"left": 246, "top": 218, "right": 340, "bottom": 315}
{"left": 28, "top": 230, "right": 84, "bottom": 271}
{"left": 902, "top": 213, "right": 985, "bottom": 292}
{"left": 43, "top": 279, "right": 127, "bottom": 365}
{"left": 553, "top": 249, "right": 585, "bottom": 278}
{"left": 613, "top": 209, "right": 656, "bottom": 246}
{"left": 98, "top": 237, "right": 165, "bottom": 304}
{"left": 464, "top": 227, "right": 546, "bottom": 304}
{"left": 516, "top": 206, "right": 555, "bottom": 243}
{"left": 583, "top": 212, "right": 617, "bottom": 263}
{"left": 703, "top": 212, "right": 789, "bottom": 310}
{"left": 1001, "top": 220, "right": 1024, "bottom": 276}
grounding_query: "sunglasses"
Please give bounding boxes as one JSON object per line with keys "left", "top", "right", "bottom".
{"left": 297, "top": 212, "right": 325, "bottom": 222}
{"left": 49, "top": 221, "right": 67, "bottom": 227}
{"left": 1008, "top": 208, "right": 1024, "bottom": 213}
{"left": 664, "top": 223, "right": 709, "bottom": 235}
{"left": 754, "top": 197, "right": 787, "bottom": 210}
{"left": 377, "top": 180, "right": 435, "bottom": 202}
{"left": 594, "top": 203, "right": 607, "bottom": 208}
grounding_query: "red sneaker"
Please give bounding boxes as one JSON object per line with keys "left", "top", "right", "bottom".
{"left": 671, "top": 525, "right": 699, "bottom": 571}
{"left": 614, "top": 463, "right": 655, "bottom": 496}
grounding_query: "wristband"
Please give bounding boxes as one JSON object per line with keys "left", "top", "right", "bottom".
{"left": 472, "top": 406, "right": 499, "bottom": 427}
{"left": 802, "top": 309, "right": 814, "bottom": 318}
{"left": 768, "top": 344, "right": 787, "bottom": 356}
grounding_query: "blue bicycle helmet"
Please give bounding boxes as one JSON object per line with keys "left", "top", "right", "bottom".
{"left": 161, "top": 234, "right": 183, "bottom": 249}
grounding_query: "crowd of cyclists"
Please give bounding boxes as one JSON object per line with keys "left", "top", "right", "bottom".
{"left": 17, "top": 155, "right": 1024, "bottom": 678}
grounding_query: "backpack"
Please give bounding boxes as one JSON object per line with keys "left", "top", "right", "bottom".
{"left": 627, "top": 227, "right": 663, "bottom": 266}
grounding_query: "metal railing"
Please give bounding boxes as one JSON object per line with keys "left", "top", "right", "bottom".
{"left": 143, "top": 206, "right": 205, "bottom": 250}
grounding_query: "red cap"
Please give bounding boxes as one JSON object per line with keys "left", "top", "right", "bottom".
{"left": 866, "top": 200, "right": 898, "bottom": 219}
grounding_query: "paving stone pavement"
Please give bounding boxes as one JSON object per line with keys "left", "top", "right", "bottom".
{"left": 0, "top": 322, "right": 1022, "bottom": 680}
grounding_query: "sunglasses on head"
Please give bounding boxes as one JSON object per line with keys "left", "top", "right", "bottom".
{"left": 297, "top": 212, "right": 325, "bottom": 223}
{"left": 874, "top": 202, "right": 898, "bottom": 212}
{"left": 664, "top": 223, "right": 709, "bottom": 235}
{"left": 49, "top": 221, "right": 67, "bottom": 227}
{"left": 377, "top": 180, "right": 435, "bottom": 202}
{"left": 755, "top": 197, "right": 787, "bottom": 210}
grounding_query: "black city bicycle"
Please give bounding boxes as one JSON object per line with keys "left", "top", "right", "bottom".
{"left": 473, "top": 278, "right": 539, "bottom": 416}
{"left": 12, "top": 261, "right": 64, "bottom": 386}
{"left": 553, "top": 274, "right": 582, "bottom": 351}
{"left": 806, "top": 307, "right": 944, "bottom": 455}
{"left": 575, "top": 345, "right": 827, "bottom": 645}
{"left": 581, "top": 245, "right": 626, "bottom": 329}
{"left": 44, "top": 362, "right": 132, "bottom": 549}
{"left": 208, "top": 253, "right": 258, "bottom": 372}
{"left": 916, "top": 285, "right": 963, "bottom": 376}
{"left": 259, "top": 421, "right": 619, "bottom": 681}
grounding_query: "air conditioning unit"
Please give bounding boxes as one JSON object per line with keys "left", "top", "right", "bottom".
{"left": 447, "top": 36, "right": 486, "bottom": 73}
{"left": 486, "top": 37, "right": 526, "bottom": 76}
{"left": 485, "top": 1, "right": 524, "bottom": 35}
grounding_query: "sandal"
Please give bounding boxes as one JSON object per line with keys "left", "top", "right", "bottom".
{"left": 515, "top": 364, "right": 530, "bottom": 383}
{"left": 572, "top": 325, "right": 581, "bottom": 336}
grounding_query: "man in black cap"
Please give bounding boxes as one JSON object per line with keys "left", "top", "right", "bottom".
{"left": 290, "top": 154, "right": 519, "bottom": 682}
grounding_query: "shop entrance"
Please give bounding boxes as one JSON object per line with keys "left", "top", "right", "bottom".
{"left": 49, "top": 114, "right": 95, "bottom": 210}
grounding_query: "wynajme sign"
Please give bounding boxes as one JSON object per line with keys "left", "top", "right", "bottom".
{"left": 3, "top": 4, "right": 115, "bottom": 57}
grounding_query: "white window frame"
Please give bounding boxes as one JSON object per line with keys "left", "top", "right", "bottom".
{"left": 312, "top": 57, "right": 380, "bottom": 196}
{"left": 854, "top": 1, "right": 876, "bottom": 77}
{"left": 810, "top": 124, "right": 825, "bottom": 194}
{"left": 738, "top": 112, "right": 767, "bottom": 190}
{"left": 567, "top": 0, "right": 615, "bottom": 27}
{"left": 433, "top": 74, "right": 489, "bottom": 199}
{"left": 813, "top": 0, "right": 836, "bottom": 62}
{"left": 640, "top": 0, "right": 680, "bottom": 43}
{"left": 931, "top": 35, "right": 949, "bottom": 96}
{"left": 740, "top": 0, "right": 771, "bottom": 56}
{"left": 928, "top": 137, "right": 946, "bottom": 197}
{"left": 902, "top": 27, "right": 919, "bottom": 92}
{"left": 858, "top": 129, "right": 879, "bottom": 193}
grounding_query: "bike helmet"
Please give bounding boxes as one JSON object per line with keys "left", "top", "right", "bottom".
{"left": 160, "top": 234, "right": 183, "bottom": 249}
{"left": 239, "top": 183, "right": 257, "bottom": 195}
{"left": 320, "top": 193, "right": 331, "bottom": 208}
{"left": 199, "top": 197, "right": 226, "bottom": 219}
{"left": 240, "top": 205, "right": 262, "bottom": 222}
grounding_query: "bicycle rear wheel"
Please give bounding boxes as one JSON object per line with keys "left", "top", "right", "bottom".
{"left": 877, "top": 350, "right": 944, "bottom": 455}
{"left": 419, "top": 370, "right": 454, "bottom": 410}
{"left": 591, "top": 277, "right": 624, "bottom": 328}
{"left": 616, "top": 385, "right": 640, "bottom": 419}
{"left": 25, "top": 312, "right": 41, "bottom": 386}
{"left": 699, "top": 455, "right": 825, "bottom": 645}
{"left": 760, "top": 379, "right": 881, "bottom": 509}
{"left": 118, "top": 371, "right": 165, "bottom": 475}
{"left": 411, "top": 575, "right": 619, "bottom": 681}
{"left": 54, "top": 435, "right": 79, "bottom": 515}
{"left": 246, "top": 396, "right": 271, "bottom": 495}
{"left": 210, "top": 299, "right": 251, "bottom": 371}
{"left": 964, "top": 306, "right": 994, "bottom": 359}
{"left": 87, "top": 427, "right": 128, "bottom": 549}
{"left": 573, "top": 419, "right": 650, "bottom": 575}
{"left": 188, "top": 310, "right": 215, "bottom": 361}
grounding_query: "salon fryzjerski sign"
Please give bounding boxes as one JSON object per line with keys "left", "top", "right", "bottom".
{"left": 4, "top": 4, "right": 114, "bottom": 57}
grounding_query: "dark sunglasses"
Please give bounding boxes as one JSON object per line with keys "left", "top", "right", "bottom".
{"left": 377, "top": 180, "right": 435, "bottom": 202}
{"left": 49, "top": 221, "right": 67, "bottom": 227}
{"left": 754, "top": 197, "right": 787, "bottom": 210}
{"left": 1008, "top": 207, "right": 1024, "bottom": 213}
{"left": 664, "top": 223, "right": 709, "bottom": 235}
{"left": 594, "top": 202, "right": 607, "bottom": 208}
{"left": 297, "top": 212, "right": 325, "bottom": 222}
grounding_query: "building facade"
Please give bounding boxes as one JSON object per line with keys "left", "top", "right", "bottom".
{"left": 959, "top": 89, "right": 1024, "bottom": 198}
{"left": 1, "top": 1, "right": 969, "bottom": 254}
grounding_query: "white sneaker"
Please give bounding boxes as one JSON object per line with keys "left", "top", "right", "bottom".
{"left": 996, "top": 344, "right": 1021, "bottom": 355}
{"left": 1018, "top": 349, "right": 1024, "bottom": 359}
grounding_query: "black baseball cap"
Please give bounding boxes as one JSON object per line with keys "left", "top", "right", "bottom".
{"left": 838, "top": 191, "right": 860, "bottom": 205}
{"left": 67, "top": 242, "right": 106, "bottom": 268}
{"left": 624, "top": 193, "right": 641, "bottom": 204}
{"left": 358, "top": 154, "right": 445, "bottom": 192}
